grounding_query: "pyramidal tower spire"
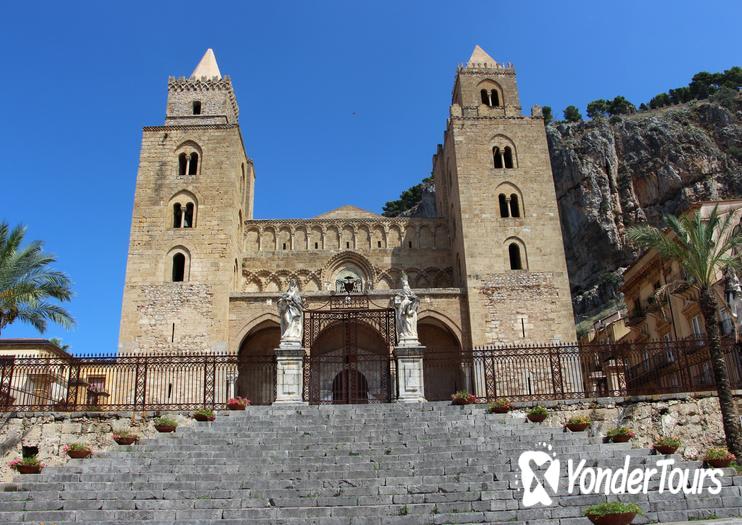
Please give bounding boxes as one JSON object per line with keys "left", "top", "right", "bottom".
{"left": 467, "top": 45, "right": 497, "bottom": 68}
{"left": 191, "top": 48, "right": 222, "bottom": 79}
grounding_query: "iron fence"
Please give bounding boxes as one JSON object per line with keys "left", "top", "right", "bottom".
{"left": 0, "top": 353, "right": 276, "bottom": 412}
{"left": 463, "top": 337, "right": 742, "bottom": 402}
{"left": 0, "top": 338, "right": 740, "bottom": 411}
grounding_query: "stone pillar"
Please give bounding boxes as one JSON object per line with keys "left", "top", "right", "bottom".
{"left": 395, "top": 346, "right": 426, "bottom": 403}
{"left": 274, "top": 348, "right": 306, "bottom": 404}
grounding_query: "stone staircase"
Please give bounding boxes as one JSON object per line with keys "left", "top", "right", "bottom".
{"left": 1, "top": 402, "right": 741, "bottom": 524}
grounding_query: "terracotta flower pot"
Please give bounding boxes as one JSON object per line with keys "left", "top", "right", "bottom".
{"left": 66, "top": 449, "right": 91, "bottom": 459}
{"left": 227, "top": 403, "right": 246, "bottom": 411}
{"left": 527, "top": 413, "right": 547, "bottom": 423}
{"left": 654, "top": 444, "right": 678, "bottom": 455}
{"left": 113, "top": 436, "right": 138, "bottom": 445}
{"left": 16, "top": 464, "right": 42, "bottom": 474}
{"left": 490, "top": 406, "right": 510, "bottom": 414}
{"left": 193, "top": 414, "right": 215, "bottom": 422}
{"left": 587, "top": 512, "right": 636, "bottom": 525}
{"left": 566, "top": 423, "right": 589, "bottom": 432}
{"left": 611, "top": 434, "right": 632, "bottom": 443}
{"left": 155, "top": 424, "right": 176, "bottom": 433}
{"left": 706, "top": 457, "right": 733, "bottom": 468}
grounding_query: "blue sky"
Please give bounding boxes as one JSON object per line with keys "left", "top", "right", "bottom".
{"left": 1, "top": 0, "right": 740, "bottom": 354}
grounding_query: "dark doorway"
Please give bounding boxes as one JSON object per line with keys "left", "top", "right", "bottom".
{"left": 304, "top": 299, "right": 395, "bottom": 404}
{"left": 332, "top": 368, "right": 369, "bottom": 404}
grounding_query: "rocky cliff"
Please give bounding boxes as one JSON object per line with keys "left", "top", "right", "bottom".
{"left": 548, "top": 99, "right": 742, "bottom": 317}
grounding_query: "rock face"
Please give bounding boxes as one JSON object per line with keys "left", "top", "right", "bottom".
{"left": 548, "top": 100, "right": 742, "bottom": 316}
{"left": 399, "top": 179, "right": 437, "bottom": 218}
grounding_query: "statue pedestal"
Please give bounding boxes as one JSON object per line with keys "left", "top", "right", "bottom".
{"left": 274, "top": 347, "right": 306, "bottom": 404}
{"left": 394, "top": 345, "right": 426, "bottom": 403}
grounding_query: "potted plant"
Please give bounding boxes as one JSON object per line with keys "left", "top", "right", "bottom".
{"left": 565, "top": 415, "right": 591, "bottom": 432}
{"left": 653, "top": 436, "right": 681, "bottom": 455}
{"left": 584, "top": 502, "right": 643, "bottom": 525}
{"left": 526, "top": 405, "right": 548, "bottom": 423}
{"left": 193, "top": 408, "right": 216, "bottom": 422}
{"left": 153, "top": 416, "right": 178, "bottom": 433}
{"left": 227, "top": 397, "right": 250, "bottom": 411}
{"left": 112, "top": 429, "right": 139, "bottom": 445}
{"left": 487, "top": 398, "right": 512, "bottom": 414}
{"left": 606, "top": 426, "right": 635, "bottom": 443}
{"left": 8, "top": 456, "right": 44, "bottom": 475}
{"left": 451, "top": 390, "right": 476, "bottom": 406}
{"left": 64, "top": 443, "right": 92, "bottom": 459}
{"left": 704, "top": 447, "right": 736, "bottom": 468}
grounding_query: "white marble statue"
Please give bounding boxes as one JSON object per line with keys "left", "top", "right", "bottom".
{"left": 278, "top": 278, "right": 304, "bottom": 347}
{"left": 392, "top": 273, "right": 421, "bottom": 346}
{"left": 725, "top": 266, "right": 741, "bottom": 318}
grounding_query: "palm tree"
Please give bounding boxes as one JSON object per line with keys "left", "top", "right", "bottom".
{"left": 627, "top": 206, "right": 742, "bottom": 458}
{"left": 0, "top": 222, "right": 75, "bottom": 336}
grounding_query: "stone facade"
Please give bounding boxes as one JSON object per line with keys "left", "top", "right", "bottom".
{"left": 118, "top": 47, "right": 576, "bottom": 390}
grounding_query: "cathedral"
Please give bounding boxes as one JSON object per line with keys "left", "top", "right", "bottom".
{"left": 118, "top": 47, "right": 576, "bottom": 404}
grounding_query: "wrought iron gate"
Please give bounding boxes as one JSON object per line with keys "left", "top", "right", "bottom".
{"left": 303, "top": 295, "right": 396, "bottom": 404}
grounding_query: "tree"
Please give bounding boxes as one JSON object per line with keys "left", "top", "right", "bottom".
{"left": 563, "top": 105, "right": 582, "bottom": 122}
{"left": 626, "top": 207, "right": 742, "bottom": 459}
{"left": 542, "top": 106, "right": 553, "bottom": 125}
{"left": 49, "top": 337, "right": 70, "bottom": 352}
{"left": 608, "top": 96, "right": 636, "bottom": 115}
{"left": 649, "top": 93, "right": 672, "bottom": 109}
{"left": 586, "top": 99, "right": 610, "bottom": 119}
{"left": 382, "top": 176, "right": 431, "bottom": 217}
{"left": 0, "top": 222, "right": 74, "bottom": 336}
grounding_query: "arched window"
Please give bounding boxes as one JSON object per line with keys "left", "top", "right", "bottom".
{"left": 480, "top": 88, "right": 501, "bottom": 107}
{"left": 184, "top": 203, "right": 194, "bottom": 228}
{"left": 504, "top": 147, "right": 514, "bottom": 169}
{"left": 188, "top": 152, "right": 199, "bottom": 175}
{"left": 493, "top": 147, "right": 504, "bottom": 169}
{"left": 172, "top": 253, "right": 186, "bottom": 282}
{"left": 173, "top": 203, "right": 183, "bottom": 228}
{"left": 509, "top": 194, "right": 520, "bottom": 218}
{"left": 508, "top": 243, "right": 523, "bottom": 270}
{"left": 178, "top": 153, "right": 188, "bottom": 176}
{"left": 498, "top": 194, "right": 509, "bottom": 218}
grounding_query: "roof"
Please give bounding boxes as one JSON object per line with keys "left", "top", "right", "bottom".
{"left": 191, "top": 48, "right": 222, "bottom": 79}
{"left": 467, "top": 45, "right": 497, "bottom": 67}
{"left": 313, "top": 205, "right": 382, "bottom": 219}
{"left": 0, "top": 338, "right": 74, "bottom": 359}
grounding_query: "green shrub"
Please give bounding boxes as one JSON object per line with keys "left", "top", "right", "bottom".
{"left": 654, "top": 436, "right": 681, "bottom": 448}
{"left": 584, "top": 502, "right": 643, "bottom": 517}
{"left": 527, "top": 406, "right": 548, "bottom": 417}
{"left": 153, "top": 416, "right": 178, "bottom": 427}
{"left": 566, "top": 415, "right": 591, "bottom": 426}
{"left": 606, "top": 426, "right": 635, "bottom": 439}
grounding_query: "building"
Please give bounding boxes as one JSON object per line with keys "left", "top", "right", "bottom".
{"left": 620, "top": 200, "right": 742, "bottom": 393}
{"left": 622, "top": 200, "right": 742, "bottom": 343}
{"left": 118, "top": 47, "right": 576, "bottom": 403}
{"left": 0, "top": 339, "right": 73, "bottom": 407}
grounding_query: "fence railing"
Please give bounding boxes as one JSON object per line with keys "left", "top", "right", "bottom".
{"left": 423, "top": 338, "right": 742, "bottom": 402}
{"left": 0, "top": 338, "right": 739, "bottom": 411}
{"left": 0, "top": 353, "right": 276, "bottom": 412}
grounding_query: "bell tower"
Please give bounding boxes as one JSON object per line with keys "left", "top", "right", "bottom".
{"left": 432, "top": 45, "right": 575, "bottom": 345}
{"left": 118, "top": 49, "right": 255, "bottom": 354}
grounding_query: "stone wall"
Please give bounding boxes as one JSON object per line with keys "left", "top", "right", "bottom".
{"left": 513, "top": 393, "right": 735, "bottom": 460}
{"left": 0, "top": 412, "right": 195, "bottom": 483}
